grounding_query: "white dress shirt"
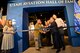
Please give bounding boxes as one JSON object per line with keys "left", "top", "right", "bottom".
{"left": 55, "top": 18, "right": 65, "bottom": 27}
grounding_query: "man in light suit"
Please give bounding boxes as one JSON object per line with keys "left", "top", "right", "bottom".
{"left": 34, "top": 19, "right": 45, "bottom": 50}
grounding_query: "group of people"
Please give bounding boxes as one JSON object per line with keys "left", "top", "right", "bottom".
{"left": 0, "top": 8, "right": 15, "bottom": 53}
{"left": 0, "top": 7, "right": 66, "bottom": 53}
{"left": 34, "top": 14, "right": 66, "bottom": 53}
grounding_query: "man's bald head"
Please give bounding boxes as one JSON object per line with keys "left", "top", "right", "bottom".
{"left": 52, "top": 14, "right": 57, "bottom": 19}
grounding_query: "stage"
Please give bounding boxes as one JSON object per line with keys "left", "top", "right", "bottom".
{"left": 23, "top": 45, "right": 80, "bottom": 53}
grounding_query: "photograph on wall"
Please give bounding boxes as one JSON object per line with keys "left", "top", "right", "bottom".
{"left": 74, "top": 0, "right": 80, "bottom": 33}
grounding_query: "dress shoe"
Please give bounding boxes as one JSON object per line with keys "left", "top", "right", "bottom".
{"left": 36, "top": 48, "right": 40, "bottom": 51}
{"left": 56, "top": 49, "right": 60, "bottom": 53}
{"left": 62, "top": 47, "right": 65, "bottom": 50}
{"left": 51, "top": 45, "right": 55, "bottom": 49}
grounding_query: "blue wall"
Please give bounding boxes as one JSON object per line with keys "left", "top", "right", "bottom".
{"left": 22, "top": 9, "right": 29, "bottom": 51}
{"left": 7, "top": 0, "right": 79, "bottom": 53}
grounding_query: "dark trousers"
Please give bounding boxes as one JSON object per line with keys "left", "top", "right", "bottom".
{"left": 46, "top": 31, "right": 51, "bottom": 46}
{"left": 0, "top": 29, "right": 3, "bottom": 51}
{"left": 52, "top": 32, "right": 61, "bottom": 49}
{"left": 59, "top": 28, "right": 65, "bottom": 48}
{"left": 0, "top": 34, "right": 3, "bottom": 51}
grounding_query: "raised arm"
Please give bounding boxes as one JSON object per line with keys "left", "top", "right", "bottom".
{"left": 0, "top": 8, "right": 3, "bottom": 18}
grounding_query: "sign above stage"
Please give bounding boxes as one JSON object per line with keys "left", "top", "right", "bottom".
{"left": 9, "top": 0, "right": 74, "bottom": 7}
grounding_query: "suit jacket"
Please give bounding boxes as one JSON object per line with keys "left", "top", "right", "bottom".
{"left": 48, "top": 21, "right": 58, "bottom": 34}
{"left": 48, "top": 21, "right": 62, "bottom": 49}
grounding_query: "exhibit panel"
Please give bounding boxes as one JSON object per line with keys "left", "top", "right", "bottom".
{"left": 6, "top": 0, "right": 78, "bottom": 53}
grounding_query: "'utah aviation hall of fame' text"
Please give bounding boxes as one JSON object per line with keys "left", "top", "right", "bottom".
{"left": 9, "top": 0, "right": 74, "bottom": 7}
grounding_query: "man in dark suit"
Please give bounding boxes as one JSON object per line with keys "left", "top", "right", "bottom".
{"left": 48, "top": 17, "right": 62, "bottom": 53}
